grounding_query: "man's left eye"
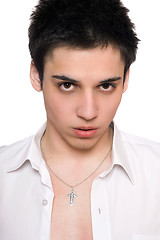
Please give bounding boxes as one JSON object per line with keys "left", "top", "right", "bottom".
{"left": 99, "top": 83, "right": 116, "bottom": 91}
{"left": 101, "top": 83, "right": 111, "bottom": 89}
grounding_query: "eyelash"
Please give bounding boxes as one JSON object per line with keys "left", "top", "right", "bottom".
{"left": 57, "top": 82, "right": 116, "bottom": 93}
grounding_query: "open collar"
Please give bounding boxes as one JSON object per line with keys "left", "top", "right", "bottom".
{"left": 7, "top": 123, "right": 46, "bottom": 173}
{"left": 7, "top": 122, "right": 135, "bottom": 185}
{"left": 98, "top": 123, "right": 135, "bottom": 185}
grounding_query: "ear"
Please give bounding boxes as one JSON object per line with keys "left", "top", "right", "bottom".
{"left": 123, "top": 68, "right": 130, "bottom": 93}
{"left": 30, "top": 61, "right": 42, "bottom": 92}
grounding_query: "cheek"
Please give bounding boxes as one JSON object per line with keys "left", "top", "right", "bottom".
{"left": 102, "top": 93, "right": 123, "bottom": 120}
{"left": 44, "top": 95, "right": 63, "bottom": 120}
{"left": 43, "top": 90, "right": 75, "bottom": 121}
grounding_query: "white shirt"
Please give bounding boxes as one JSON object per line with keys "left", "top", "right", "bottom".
{"left": 0, "top": 123, "right": 160, "bottom": 240}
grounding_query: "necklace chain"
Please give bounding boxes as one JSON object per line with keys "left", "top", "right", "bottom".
{"left": 41, "top": 134, "right": 112, "bottom": 188}
{"left": 40, "top": 133, "right": 112, "bottom": 206}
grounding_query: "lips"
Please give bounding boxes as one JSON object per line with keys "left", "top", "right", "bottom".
{"left": 73, "top": 127, "right": 98, "bottom": 138}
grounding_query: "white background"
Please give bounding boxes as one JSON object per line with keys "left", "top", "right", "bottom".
{"left": 0, "top": 0, "right": 160, "bottom": 145}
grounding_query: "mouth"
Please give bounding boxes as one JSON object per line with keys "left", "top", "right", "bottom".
{"left": 73, "top": 127, "right": 98, "bottom": 138}
{"left": 77, "top": 128, "right": 95, "bottom": 131}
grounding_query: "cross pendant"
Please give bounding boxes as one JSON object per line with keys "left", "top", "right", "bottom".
{"left": 68, "top": 189, "right": 77, "bottom": 206}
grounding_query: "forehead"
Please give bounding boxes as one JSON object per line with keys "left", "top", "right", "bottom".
{"left": 44, "top": 46, "right": 125, "bottom": 80}
{"left": 46, "top": 45, "right": 123, "bottom": 63}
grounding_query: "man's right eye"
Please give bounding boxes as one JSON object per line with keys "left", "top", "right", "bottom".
{"left": 58, "top": 82, "right": 76, "bottom": 92}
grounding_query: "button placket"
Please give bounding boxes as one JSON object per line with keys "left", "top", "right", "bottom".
{"left": 91, "top": 178, "right": 112, "bottom": 240}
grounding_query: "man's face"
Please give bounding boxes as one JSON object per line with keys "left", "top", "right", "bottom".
{"left": 31, "top": 46, "right": 129, "bottom": 151}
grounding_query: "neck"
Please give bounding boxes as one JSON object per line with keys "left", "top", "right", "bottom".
{"left": 41, "top": 122, "right": 113, "bottom": 166}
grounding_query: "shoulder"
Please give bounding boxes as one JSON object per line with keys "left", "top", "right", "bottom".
{"left": 0, "top": 136, "right": 33, "bottom": 155}
{"left": 115, "top": 130, "right": 160, "bottom": 186}
{"left": 120, "top": 130, "right": 160, "bottom": 165}
{"left": 0, "top": 136, "right": 33, "bottom": 170}
{"left": 121, "top": 130, "right": 160, "bottom": 149}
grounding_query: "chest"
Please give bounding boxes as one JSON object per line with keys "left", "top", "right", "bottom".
{"left": 49, "top": 176, "right": 93, "bottom": 240}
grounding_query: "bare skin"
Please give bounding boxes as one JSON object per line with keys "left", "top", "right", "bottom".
{"left": 41, "top": 127, "right": 113, "bottom": 240}
{"left": 49, "top": 170, "right": 94, "bottom": 240}
{"left": 47, "top": 150, "right": 112, "bottom": 240}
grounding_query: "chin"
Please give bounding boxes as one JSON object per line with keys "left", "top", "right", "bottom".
{"left": 68, "top": 138, "right": 99, "bottom": 151}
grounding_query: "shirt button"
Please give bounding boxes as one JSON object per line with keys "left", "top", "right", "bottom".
{"left": 42, "top": 199, "right": 48, "bottom": 206}
{"left": 98, "top": 208, "right": 102, "bottom": 214}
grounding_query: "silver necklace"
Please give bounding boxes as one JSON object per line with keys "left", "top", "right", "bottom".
{"left": 41, "top": 134, "right": 112, "bottom": 206}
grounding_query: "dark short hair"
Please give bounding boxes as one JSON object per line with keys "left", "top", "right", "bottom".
{"left": 28, "top": 0, "right": 139, "bottom": 84}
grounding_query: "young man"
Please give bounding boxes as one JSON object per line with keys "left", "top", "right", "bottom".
{"left": 0, "top": 0, "right": 160, "bottom": 239}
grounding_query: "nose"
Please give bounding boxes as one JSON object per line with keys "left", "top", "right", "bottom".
{"left": 76, "top": 90, "right": 98, "bottom": 121}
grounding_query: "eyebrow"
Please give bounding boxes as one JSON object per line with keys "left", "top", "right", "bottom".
{"left": 99, "top": 77, "right": 121, "bottom": 84}
{"left": 52, "top": 75, "right": 78, "bottom": 83}
{"left": 52, "top": 75, "right": 121, "bottom": 84}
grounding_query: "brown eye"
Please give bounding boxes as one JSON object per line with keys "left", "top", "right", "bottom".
{"left": 58, "top": 82, "right": 76, "bottom": 92}
{"left": 63, "top": 83, "right": 72, "bottom": 89}
{"left": 101, "top": 83, "right": 110, "bottom": 89}
{"left": 98, "top": 83, "right": 116, "bottom": 93}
